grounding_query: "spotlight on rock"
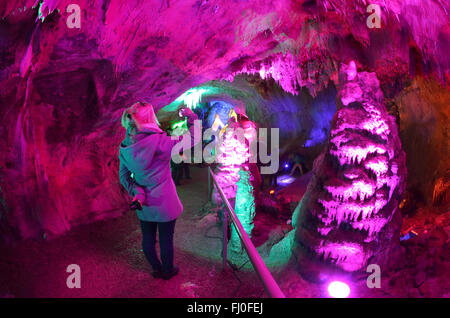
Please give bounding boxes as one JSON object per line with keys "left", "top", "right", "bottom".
{"left": 327, "top": 281, "right": 350, "bottom": 298}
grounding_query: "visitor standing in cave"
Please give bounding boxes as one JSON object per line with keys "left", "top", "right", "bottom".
{"left": 167, "top": 127, "right": 192, "bottom": 186}
{"left": 119, "top": 101, "right": 199, "bottom": 280}
{"left": 241, "top": 120, "right": 261, "bottom": 197}
{"left": 167, "top": 127, "right": 184, "bottom": 185}
{"left": 289, "top": 152, "right": 305, "bottom": 176}
{"left": 171, "top": 151, "right": 191, "bottom": 185}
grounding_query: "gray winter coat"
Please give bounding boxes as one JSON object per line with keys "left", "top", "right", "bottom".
{"left": 119, "top": 113, "right": 199, "bottom": 222}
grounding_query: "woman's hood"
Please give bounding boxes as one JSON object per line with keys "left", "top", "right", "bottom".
{"left": 119, "top": 128, "right": 165, "bottom": 174}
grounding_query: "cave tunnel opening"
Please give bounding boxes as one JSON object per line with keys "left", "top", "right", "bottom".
{"left": 154, "top": 73, "right": 339, "bottom": 256}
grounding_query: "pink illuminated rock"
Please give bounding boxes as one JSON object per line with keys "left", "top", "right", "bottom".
{"left": 292, "top": 62, "right": 407, "bottom": 276}
{"left": 212, "top": 122, "right": 251, "bottom": 206}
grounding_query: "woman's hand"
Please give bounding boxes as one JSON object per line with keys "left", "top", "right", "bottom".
{"left": 130, "top": 196, "right": 143, "bottom": 210}
{"left": 179, "top": 107, "right": 194, "bottom": 117}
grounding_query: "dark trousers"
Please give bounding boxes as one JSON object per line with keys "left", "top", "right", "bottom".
{"left": 140, "top": 219, "right": 176, "bottom": 273}
{"left": 259, "top": 167, "right": 280, "bottom": 189}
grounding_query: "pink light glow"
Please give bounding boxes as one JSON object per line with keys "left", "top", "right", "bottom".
{"left": 327, "top": 281, "right": 351, "bottom": 298}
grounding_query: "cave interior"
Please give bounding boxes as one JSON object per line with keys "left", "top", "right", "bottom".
{"left": 0, "top": 0, "right": 449, "bottom": 298}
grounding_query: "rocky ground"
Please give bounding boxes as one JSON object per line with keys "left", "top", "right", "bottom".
{"left": 273, "top": 207, "right": 450, "bottom": 298}
{"left": 0, "top": 167, "right": 265, "bottom": 298}
{"left": 0, "top": 166, "right": 448, "bottom": 298}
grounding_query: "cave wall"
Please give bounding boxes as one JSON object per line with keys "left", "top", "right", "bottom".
{"left": 0, "top": 0, "right": 448, "bottom": 241}
{"left": 394, "top": 76, "right": 450, "bottom": 206}
{"left": 0, "top": 61, "right": 128, "bottom": 241}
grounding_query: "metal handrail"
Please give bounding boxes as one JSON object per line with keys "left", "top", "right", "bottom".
{"left": 208, "top": 167, "right": 285, "bottom": 298}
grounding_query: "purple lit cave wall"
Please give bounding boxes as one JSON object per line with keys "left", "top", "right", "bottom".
{"left": 0, "top": 0, "right": 449, "bottom": 296}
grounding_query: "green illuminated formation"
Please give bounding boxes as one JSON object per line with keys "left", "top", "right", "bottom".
{"left": 230, "top": 168, "right": 256, "bottom": 253}
{"left": 171, "top": 117, "right": 187, "bottom": 130}
{"left": 174, "top": 88, "right": 207, "bottom": 109}
{"left": 35, "top": 1, "right": 59, "bottom": 23}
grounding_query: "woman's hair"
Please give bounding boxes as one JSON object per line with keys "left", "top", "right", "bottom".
{"left": 121, "top": 101, "right": 159, "bottom": 128}
{"left": 121, "top": 101, "right": 160, "bottom": 142}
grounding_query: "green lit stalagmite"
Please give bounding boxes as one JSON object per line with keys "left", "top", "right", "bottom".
{"left": 230, "top": 168, "right": 256, "bottom": 253}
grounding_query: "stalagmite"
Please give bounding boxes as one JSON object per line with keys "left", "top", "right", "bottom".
{"left": 292, "top": 61, "right": 407, "bottom": 277}
{"left": 230, "top": 167, "right": 256, "bottom": 253}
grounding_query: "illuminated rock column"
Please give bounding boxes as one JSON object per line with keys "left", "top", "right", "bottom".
{"left": 230, "top": 168, "right": 256, "bottom": 253}
{"left": 212, "top": 123, "right": 250, "bottom": 206}
{"left": 292, "top": 62, "right": 407, "bottom": 278}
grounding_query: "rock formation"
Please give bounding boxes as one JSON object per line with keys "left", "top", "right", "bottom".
{"left": 230, "top": 167, "right": 256, "bottom": 253}
{"left": 212, "top": 122, "right": 250, "bottom": 207}
{"left": 292, "top": 61, "right": 407, "bottom": 278}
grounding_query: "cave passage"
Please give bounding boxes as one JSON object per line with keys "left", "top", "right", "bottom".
{"left": 0, "top": 0, "right": 449, "bottom": 300}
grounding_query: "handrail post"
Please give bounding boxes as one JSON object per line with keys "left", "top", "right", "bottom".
{"left": 222, "top": 207, "right": 228, "bottom": 271}
{"left": 207, "top": 167, "right": 211, "bottom": 202}
{"left": 209, "top": 167, "right": 227, "bottom": 270}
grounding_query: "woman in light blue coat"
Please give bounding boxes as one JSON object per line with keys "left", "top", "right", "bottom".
{"left": 119, "top": 101, "right": 198, "bottom": 280}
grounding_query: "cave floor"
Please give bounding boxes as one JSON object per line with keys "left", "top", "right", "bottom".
{"left": 0, "top": 167, "right": 282, "bottom": 298}
{"left": 0, "top": 166, "right": 449, "bottom": 298}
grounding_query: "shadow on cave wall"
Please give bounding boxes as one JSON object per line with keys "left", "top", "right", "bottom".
{"left": 394, "top": 76, "right": 450, "bottom": 207}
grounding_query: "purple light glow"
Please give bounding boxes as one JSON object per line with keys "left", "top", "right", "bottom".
{"left": 327, "top": 281, "right": 350, "bottom": 298}
{"left": 277, "top": 175, "right": 296, "bottom": 185}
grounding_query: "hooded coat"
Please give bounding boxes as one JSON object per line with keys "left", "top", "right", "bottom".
{"left": 119, "top": 113, "right": 199, "bottom": 222}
